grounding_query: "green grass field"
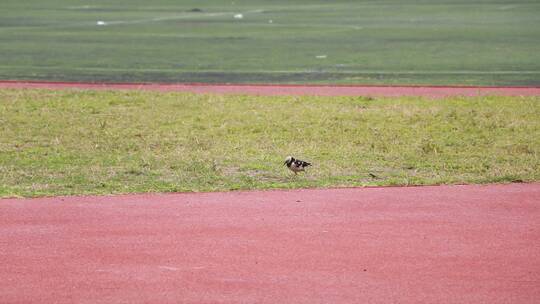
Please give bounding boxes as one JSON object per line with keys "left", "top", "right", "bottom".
{"left": 1, "top": 0, "right": 539, "bottom": 85}
{"left": 1, "top": 88, "right": 538, "bottom": 198}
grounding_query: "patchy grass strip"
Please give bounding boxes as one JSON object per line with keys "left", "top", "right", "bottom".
{"left": 0, "top": 89, "right": 538, "bottom": 197}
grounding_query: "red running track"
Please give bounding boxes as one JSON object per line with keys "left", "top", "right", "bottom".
{"left": 1, "top": 183, "right": 539, "bottom": 303}
{"left": 1, "top": 80, "right": 540, "bottom": 97}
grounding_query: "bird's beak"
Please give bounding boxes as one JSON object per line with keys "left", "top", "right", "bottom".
{"left": 283, "top": 161, "right": 287, "bottom": 165}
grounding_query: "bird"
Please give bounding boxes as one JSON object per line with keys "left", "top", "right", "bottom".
{"left": 284, "top": 156, "right": 311, "bottom": 175}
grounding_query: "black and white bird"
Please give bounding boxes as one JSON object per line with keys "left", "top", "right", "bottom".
{"left": 284, "top": 156, "right": 311, "bottom": 175}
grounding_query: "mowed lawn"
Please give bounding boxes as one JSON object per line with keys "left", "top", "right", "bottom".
{"left": 0, "top": 88, "right": 538, "bottom": 197}
{"left": 0, "top": 0, "right": 539, "bottom": 85}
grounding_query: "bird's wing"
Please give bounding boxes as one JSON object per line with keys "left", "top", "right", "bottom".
{"left": 295, "top": 160, "right": 311, "bottom": 167}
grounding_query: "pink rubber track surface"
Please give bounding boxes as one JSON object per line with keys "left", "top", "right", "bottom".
{"left": 1, "top": 80, "right": 539, "bottom": 97}
{"left": 2, "top": 183, "right": 539, "bottom": 303}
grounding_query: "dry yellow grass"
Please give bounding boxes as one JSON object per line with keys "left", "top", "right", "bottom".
{"left": 1, "top": 89, "right": 539, "bottom": 197}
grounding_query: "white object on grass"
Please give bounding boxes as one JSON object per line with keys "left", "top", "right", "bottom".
{"left": 316, "top": 55, "right": 327, "bottom": 59}
{"left": 233, "top": 13, "right": 243, "bottom": 19}
{"left": 96, "top": 21, "right": 107, "bottom": 26}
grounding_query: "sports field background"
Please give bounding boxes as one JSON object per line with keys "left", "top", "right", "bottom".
{"left": 1, "top": 0, "right": 539, "bottom": 85}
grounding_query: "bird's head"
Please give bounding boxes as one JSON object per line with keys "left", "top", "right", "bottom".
{"left": 284, "top": 156, "right": 294, "bottom": 165}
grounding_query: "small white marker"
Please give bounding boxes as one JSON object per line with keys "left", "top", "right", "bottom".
{"left": 316, "top": 55, "right": 327, "bottom": 59}
{"left": 233, "top": 13, "right": 243, "bottom": 19}
{"left": 96, "top": 21, "right": 107, "bottom": 26}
